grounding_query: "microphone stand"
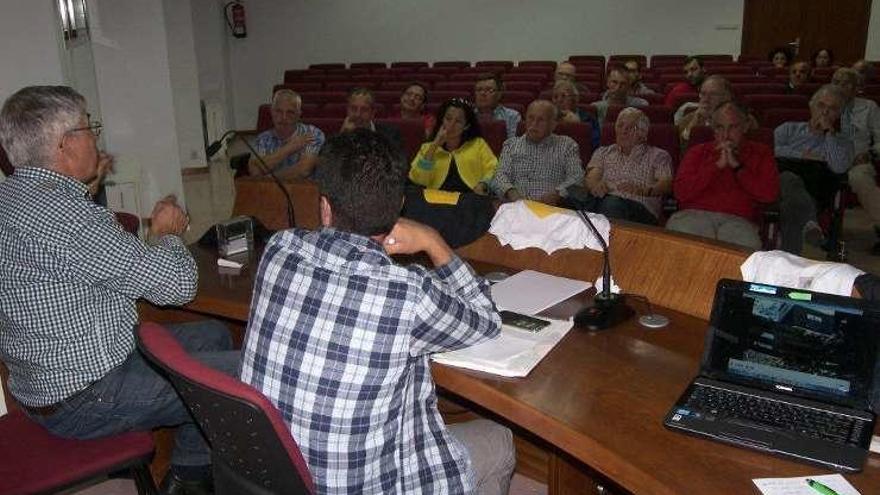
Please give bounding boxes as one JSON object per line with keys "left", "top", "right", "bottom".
{"left": 574, "top": 210, "right": 634, "bottom": 330}
{"left": 207, "top": 130, "right": 296, "bottom": 228}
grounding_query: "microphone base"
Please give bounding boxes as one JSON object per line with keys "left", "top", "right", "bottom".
{"left": 574, "top": 293, "right": 634, "bottom": 331}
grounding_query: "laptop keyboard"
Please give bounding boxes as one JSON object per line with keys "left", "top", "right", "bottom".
{"left": 685, "top": 385, "right": 868, "bottom": 445}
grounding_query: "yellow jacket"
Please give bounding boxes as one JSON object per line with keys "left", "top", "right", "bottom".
{"left": 409, "top": 138, "right": 497, "bottom": 191}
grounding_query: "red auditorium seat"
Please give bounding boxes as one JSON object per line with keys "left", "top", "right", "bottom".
{"left": 418, "top": 66, "right": 459, "bottom": 76}
{"left": 705, "top": 65, "right": 756, "bottom": 75}
{"left": 730, "top": 83, "right": 787, "bottom": 96}
{"left": 320, "top": 103, "right": 387, "bottom": 118}
{"left": 518, "top": 61, "right": 556, "bottom": 68}
{"left": 324, "top": 81, "right": 366, "bottom": 92}
{"left": 372, "top": 91, "right": 401, "bottom": 104}
{"left": 295, "top": 91, "right": 347, "bottom": 104}
{"left": 350, "top": 62, "right": 386, "bottom": 70}
{"left": 501, "top": 91, "right": 536, "bottom": 106}
{"left": 479, "top": 120, "right": 508, "bottom": 156}
{"left": 309, "top": 63, "right": 345, "bottom": 70}
{"left": 274, "top": 82, "right": 323, "bottom": 93}
{"left": 504, "top": 81, "right": 541, "bottom": 94}
{"left": 0, "top": 141, "right": 15, "bottom": 176}
{"left": 284, "top": 70, "right": 311, "bottom": 83}
{"left": 599, "top": 123, "right": 680, "bottom": 168}
{"left": 502, "top": 73, "right": 547, "bottom": 83}
{"left": 508, "top": 66, "right": 554, "bottom": 75}
{"left": 670, "top": 92, "right": 699, "bottom": 110}
{"left": 433, "top": 61, "right": 471, "bottom": 69}
{"left": 697, "top": 54, "right": 735, "bottom": 62}
{"left": 432, "top": 89, "right": 471, "bottom": 101}
{"left": 302, "top": 117, "right": 343, "bottom": 137}
{"left": 435, "top": 81, "right": 478, "bottom": 92}
{"left": 761, "top": 108, "right": 811, "bottom": 129}
{"left": 376, "top": 118, "right": 426, "bottom": 161}
{"left": 390, "top": 62, "right": 429, "bottom": 69}
{"left": 688, "top": 126, "right": 774, "bottom": 148}
{"left": 609, "top": 55, "right": 647, "bottom": 67}
{"left": 742, "top": 94, "right": 809, "bottom": 121}
{"left": 476, "top": 60, "right": 514, "bottom": 70}
{"left": 449, "top": 73, "right": 480, "bottom": 81}
{"left": 569, "top": 55, "right": 605, "bottom": 65}
{"left": 650, "top": 55, "right": 687, "bottom": 68}
{"left": 379, "top": 81, "right": 412, "bottom": 91}
{"left": 639, "top": 93, "right": 666, "bottom": 105}
{"left": 411, "top": 73, "right": 446, "bottom": 83}
{"left": 325, "top": 68, "right": 367, "bottom": 77}
{"left": 351, "top": 74, "right": 386, "bottom": 84}
{"left": 604, "top": 105, "right": 673, "bottom": 124}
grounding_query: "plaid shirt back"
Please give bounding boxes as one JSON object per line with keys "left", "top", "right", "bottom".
{"left": 0, "top": 168, "right": 197, "bottom": 406}
{"left": 240, "top": 228, "right": 500, "bottom": 494}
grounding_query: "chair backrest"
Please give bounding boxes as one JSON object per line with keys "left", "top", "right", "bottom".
{"left": 481, "top": 120, "right": 509, "bottom": 156}
{"left": 377, "top": 118, "right": 425, "bottom": 162}
{"left": 761, "top": 108, "right": 811, "bottom": 129}
{"left": 0, "top": 143, "right": 14, "bottom": 176}
{"left": 688, "top": 126, "right": 774, "bottom": 148}
{"left": 137, "top": 322, "right": 315, "bottom": 495}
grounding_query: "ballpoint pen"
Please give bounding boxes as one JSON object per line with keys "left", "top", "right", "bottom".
{"left": 806, "top": 478, "right": 840, "bottom": 495}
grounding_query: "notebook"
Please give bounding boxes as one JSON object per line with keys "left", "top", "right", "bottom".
{"left": 664, "top": 279, "right": 880, "bottom": 472}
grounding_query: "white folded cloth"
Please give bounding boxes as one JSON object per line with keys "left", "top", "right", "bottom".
{"left": 740, "top": 250, "right": 864, "bottom": 297}
{"left": 489, "top": 200, "right": 609, "bottom": 254}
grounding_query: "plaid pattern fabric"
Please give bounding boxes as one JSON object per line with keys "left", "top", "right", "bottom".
{"left": 240, "top": 228, "right": 500, "bottom": 494}
{"left": 493, "top": 134, "right": 584, "bottom": 199}
{"left": 254, "top": 122, "right": 325, "bottom": 172}
{"left": 493, "top": 105, "right": 522, "bottom": 139}
{"left": 587, "top": 144, "right": 673, "bottom": 218}
{"left": 0, "top": 167, "right": 197, "bottom": 406}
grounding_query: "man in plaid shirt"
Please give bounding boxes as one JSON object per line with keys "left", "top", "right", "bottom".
{"left": 0, "top": 86, "right": 239, "bottom": 495}
{"left": 240, "top": 129, "right": 515, "bottom": 494}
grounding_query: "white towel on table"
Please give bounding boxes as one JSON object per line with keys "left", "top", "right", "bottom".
{"left": 489, "top": 200, "right": 609, "bottom": 254}
{"left": 740, "top": 250, "right": 864, "bottom": 296}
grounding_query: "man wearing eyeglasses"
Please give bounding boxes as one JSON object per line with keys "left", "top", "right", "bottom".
{"left": 474, "top": 73, "right": 522, "bottom": 138}
{"left": 0, "top": 86, "right": 239, "bottom": 494}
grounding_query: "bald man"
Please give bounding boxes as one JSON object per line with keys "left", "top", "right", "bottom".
{"left": 492, "top": 100, "right": 583, "bottom": 206}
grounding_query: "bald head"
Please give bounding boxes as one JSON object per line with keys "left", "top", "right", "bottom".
{"left": 525, "top": 100, "right": 557, "bottom": 142}
{"left": 555, "top": 62, "right": 577, "bottom": 82}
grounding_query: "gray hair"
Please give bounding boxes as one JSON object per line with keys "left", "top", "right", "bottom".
{"left": 552, "top": 79, "right": 579, "bottom": 99}
{"left": 810, "top": 84, "right": 845, "bottom": 107}
{"left": 617, "top": 107, "right": 650, "bottom": 141}
{"left": 702, "top": 75, "right": 733, "bottom": 99}
{"left": 528, "top": 99, "right": 559, "bottom": 121}
{"left": 833, "top": 67, "right": 861, "bottom": 87}
{"left": 272, "top": 88, "right": 302, "bottom": 108}
{"left": 0, "top": 85, "right": 86, "bottom": 169}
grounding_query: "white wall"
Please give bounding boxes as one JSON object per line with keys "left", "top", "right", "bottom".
{"left": 192, "top": 0, "right": 236, "bottom": 136}
{"left": 163, "top": 0, "right": 209, "bottom": 169}
{"left": 89, "top": 0, "right": 188, "bottom": 212}
{"left": 215, "top": 0, "right": 745, "bottom": 127}
{"left": 867, "top": 1, "right": 880, "bottom": 60}
{"left": 0, "top": 1, "right": 65, "bottom": 100}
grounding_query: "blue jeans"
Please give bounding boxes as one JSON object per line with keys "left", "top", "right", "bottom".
{"left": 30, "top": 320, "right": 240, "bottom": 467}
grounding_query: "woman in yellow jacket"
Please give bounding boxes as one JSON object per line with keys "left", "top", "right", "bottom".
{"left": 409, "top": 98, "right": 497, "bottom": 194}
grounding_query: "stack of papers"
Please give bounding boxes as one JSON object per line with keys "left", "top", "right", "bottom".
{"left": 432, "top": 270, "right": 590, "bottom": 377}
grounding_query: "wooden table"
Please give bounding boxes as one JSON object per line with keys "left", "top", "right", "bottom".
{"left": 155, "top": 242, "right": 880, "bottom": 495}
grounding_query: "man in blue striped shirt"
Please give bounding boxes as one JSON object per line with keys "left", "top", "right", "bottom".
{"left": 0, "top": 86, "right": 239, "bottom": 494}
{"left": 240, "top": 129, "right": 515, "bottom": 494}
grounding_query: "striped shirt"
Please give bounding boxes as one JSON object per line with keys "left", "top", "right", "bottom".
{"left": 0, "top": 167, "right": 196, "bottom": 406}
{"left": 493, "top": 134, "right": 584, "bottom": 200}
{"left": 587, "top": 143, "right": 673, "bottom": 218}
{"left": 240, "top": 228, "right": 500, "bottom": 494}
{"left": 254, "top": 122, "right": 325, "bottom": 172}
{"left": 774, "top": 122, "right": 854, "bottom": 174}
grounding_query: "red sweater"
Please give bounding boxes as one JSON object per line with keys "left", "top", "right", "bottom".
{"left": 674, "top": 141, "right": 779, "bottom": 223}
{"left": 664, "top": 82, "right": 697, "bottom": 108}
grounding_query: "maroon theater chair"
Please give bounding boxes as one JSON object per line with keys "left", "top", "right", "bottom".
{"left": 137, "top": 322, "right": 315, "bottom": 495}
{"left": 0, "top": 410, "right": 156, "bottom": 495}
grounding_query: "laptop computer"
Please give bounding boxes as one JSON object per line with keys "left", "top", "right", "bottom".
{"left": 665, "top": 279, "right": 880, "bottom": 472}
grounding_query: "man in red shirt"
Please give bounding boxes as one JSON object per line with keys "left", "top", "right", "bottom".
{"left": 664, "top": 56, "right": 705, "bottom": 109}
{"left": 666, "top": 101, "right": 779, "bottom": 249}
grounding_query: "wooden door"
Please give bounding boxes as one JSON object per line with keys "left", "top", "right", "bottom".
{"left": 741, "top": 0, "right": 872, "bottom": 64}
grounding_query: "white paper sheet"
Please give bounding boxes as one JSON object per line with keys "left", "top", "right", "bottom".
{"left": 753, "top": 474, "right": 860, "bottom": 495}
{"left": 432, "top": 317, "right": 573, "bottom": 377}
{"left": 491, "top": 270, "right": 591, "bottom": 315}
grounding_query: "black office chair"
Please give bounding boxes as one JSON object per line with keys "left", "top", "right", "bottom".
{"left": 137, "top": 322, "right": 315, "bottom": 495}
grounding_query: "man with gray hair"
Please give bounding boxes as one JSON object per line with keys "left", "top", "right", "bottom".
{"left": 832, "top": 68, "right": 880, "bottom": 254}
{"left": 251, "top": 88, "right": 325, "bottom": 179}
{"left": 667, "top": 101, "right": 779, "bottom": 249}
{"left": 570, "top": 108, "right": 672, "bottom": 225}
{"left": 676, "top": 75, "right": 734, "bottom": 143}
{"left": 0, "top": 86, "right": 239, "bottom": 494}
{"left": 493, "top": 100, "right": 583, "bottom": 205}
{"left": 590, "top": 68, "right": 648, "bottom": 123}
{"left": 774, "top": 84, "right": 854, "bottom": 254}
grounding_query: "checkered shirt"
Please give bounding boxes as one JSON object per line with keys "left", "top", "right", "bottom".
{"left": 492, "top": 105, "right": 522, "bottom": 139}
{"left": 254, "top": 122, "right": 325, "bottom": 172}
{"left": 240, "top": 227, "right": 500, "bottom": 494}
{"left": 0, "top": 167, "right": 197, "bottom": 406}
{"left": 492, "top": 134, "right": 584, "bottom": 200}
{"left": 587, "top": 143, "right": 673, "bottom": 218}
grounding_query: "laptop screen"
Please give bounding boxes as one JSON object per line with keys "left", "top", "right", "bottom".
{"left": 702, "top": 280, "right": 880, "bottom": 410}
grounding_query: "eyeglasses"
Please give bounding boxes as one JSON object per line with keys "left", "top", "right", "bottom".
{"left": 474, "top": 86, "right": 498, "bottom": 95}
{"left": 65, "top": 121, "right": 103, "bottom": 137}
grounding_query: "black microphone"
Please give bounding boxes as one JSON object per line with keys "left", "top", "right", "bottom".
{"left": 206, "top": 130, "right": 296, "bottom": 228}
{"left": 574, "top": 210, "right": 634, "bottom": 330}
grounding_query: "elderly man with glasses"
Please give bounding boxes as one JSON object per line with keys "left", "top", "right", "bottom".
{"left": 0, "top": 86, "right": 239, "bottom": 495}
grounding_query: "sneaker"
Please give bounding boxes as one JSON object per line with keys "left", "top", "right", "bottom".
{"left": 803, "top": 220, "right": 825, "bottom": 248}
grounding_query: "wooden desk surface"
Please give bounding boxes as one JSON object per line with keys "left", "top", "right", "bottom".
{"left": 175, "top": 245, "right": 880, "bottom": 495}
